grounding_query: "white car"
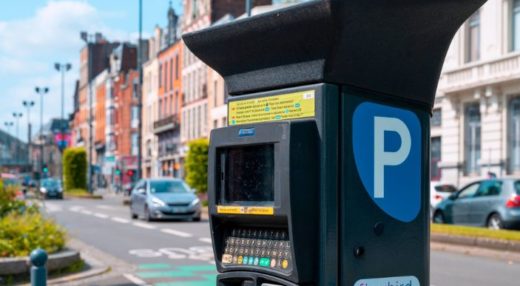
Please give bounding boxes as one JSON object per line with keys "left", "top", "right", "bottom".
{"left": 430, "top": 182, "right": 457, "bottom": 210}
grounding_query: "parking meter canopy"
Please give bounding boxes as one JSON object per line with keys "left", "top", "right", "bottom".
{"left": 184, "top": 0, "right": 486, "bottom": 111}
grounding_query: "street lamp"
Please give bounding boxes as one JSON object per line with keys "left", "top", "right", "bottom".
{"left": 55, "top": 62, "right": 72, "bottom": 181}
{"left": 81, "top": 31, "right": 94, "bottom": 193}
{"left": 13, "top": 112, "right": 23, "bottom": 163}
{"left": 35, "top": 86, "right": 49, "bottom": 180}
{"left": 4, "top": 121, "right": 13, "bottom": 135}
{"left": 23, "top": 100, "right": 35, "bottom": 175}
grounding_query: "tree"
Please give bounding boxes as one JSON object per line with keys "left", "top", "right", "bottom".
{"left": 185, "top": 139, "right": 209, "bottom": 193}
{"left": 62, "top": 147, "right": 87, "bottom": 191}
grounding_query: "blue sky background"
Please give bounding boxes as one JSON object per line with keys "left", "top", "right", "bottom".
{"left": 0, "top": 0, "right": 183, "bottom": 142}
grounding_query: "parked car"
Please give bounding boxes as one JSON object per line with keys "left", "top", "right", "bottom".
{"left": 430, "top": 182, "right": 457, "bottom": 211}
{"left": 39, "top": 178, "right": 63, "bottom": 199}
{"left": 129, "top": 178, "right": 201, "bottom": 222}
{"left": 433, "top": 179, "right": 520, "bottom": 230}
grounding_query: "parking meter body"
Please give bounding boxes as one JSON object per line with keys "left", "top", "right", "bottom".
{"left": 184, "top": 1, "right": 486, "bottom": 285}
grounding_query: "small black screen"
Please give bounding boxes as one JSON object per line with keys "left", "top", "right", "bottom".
{"left": 222, "top": 144, "right": 274, "bottom": 203}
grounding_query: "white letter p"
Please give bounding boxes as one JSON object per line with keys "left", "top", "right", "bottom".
{"left": 374, "top": 117, "right": 411, "bottom": 199}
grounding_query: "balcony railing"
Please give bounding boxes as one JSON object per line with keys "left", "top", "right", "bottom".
{"left": 153, "top": 114, "right": 179, "bottom": 134}
{"left": 438, "top": 53, "right": 520, "bottom": 93}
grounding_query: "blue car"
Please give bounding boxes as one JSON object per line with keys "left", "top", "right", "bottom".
{"left": 433, "top": 179, "right": 520, "bottom": 230}
{"left": 130, "top": 178, "right": 202, "bottom": 222}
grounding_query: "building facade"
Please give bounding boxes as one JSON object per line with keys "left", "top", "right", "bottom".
{"left": 435, "top": 0, "right": 520, "bottom": 186}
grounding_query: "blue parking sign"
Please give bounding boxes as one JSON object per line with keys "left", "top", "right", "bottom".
{"left": 353, "top": 102, "right": 422, "bottom": 222}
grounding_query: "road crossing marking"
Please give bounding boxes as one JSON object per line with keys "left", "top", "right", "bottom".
{"left": 93, "top": 213, "right": 109, "bottom": 219}
{"left": 111, "top": 217, "right": 130, "bottom": 224}
{"left": 161, "top": 228, "right": 193, "bottom": 238}
{"left": 123, "top": 273, "right": 151, "bottom": 286}
{"left": 80, "top": 210, "right": 93, "bottom": 215}
{"left": 133, "top": 222, "right": 157, "bottom": 229}
{"left": 69, "top": 206, "right": 83, "bottom": 212}
{"left": 198, "top": 238, "right": 212, "bottom": 244}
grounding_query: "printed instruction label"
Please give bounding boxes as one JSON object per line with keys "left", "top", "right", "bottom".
{"left": 228, "top": 90, "right": 315, "bottom": 126}
{"left": 354, "top": 276, "right": 420, "bottom": 286}
{"left": 217, "top": 205, "right": 274, "bottom": 216}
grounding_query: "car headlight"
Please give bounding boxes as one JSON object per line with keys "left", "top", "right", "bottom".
{"left": 190, "top": 198, "right": 200, "bottom": 207}
{"left": 58, "top": 188, "right": 63, "bottom": 193}
{"left": 40, "top": 188, "right": 47, "bottom": 193}
{"left": 151, "top": 197, "right": 166, "bottom": 207}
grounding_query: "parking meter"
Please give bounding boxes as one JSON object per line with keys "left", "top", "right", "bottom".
{"left": 184, "top": 1, "right": 485, "bottom": 285}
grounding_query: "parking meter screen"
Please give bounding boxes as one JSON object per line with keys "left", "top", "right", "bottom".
{"left": 222, "top": 144, "right": 275, "bottom": 203}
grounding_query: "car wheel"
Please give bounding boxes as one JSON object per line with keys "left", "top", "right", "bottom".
{"left": 130, "top": 205, "right": 138, "bottom": 219}
{"left": 143, "top": 205, "right": 153, "bottom": 222}
{"left": 487, "top": 214, "right": 503, "bottom": 230}
{"left": 433, "top": 211, "right": 445, "bottom": 224}
{"left": 193, "top": 215, "right": 201, "bottom": 222}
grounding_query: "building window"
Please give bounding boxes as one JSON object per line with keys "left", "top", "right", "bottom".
{"left": 213, "top": 119, "right": 218, "bottom": 129}
{"left": 222, "top": 117, "right": 227, "bottom": 127}
{"left": 175, "top": 91, "right": 179, "bottom": 114}
{"left": 131, "top": 133, "right": 138, "bottom": 156}
{"left": 464, "top": 103, "right": 481, "bottom": 175}
{"left": 213, "top": 80, "right": 218, "bottom": 107}
{"left": 431, "top": 137, "right": 442, "bottom": 181}
{"left": 170, "top": 59, "right": 173, "bottom": 91}
{"left": 509, "top": 97, "right": 520, "bottom": 173}
{"left": 466, "top": 11, "right": 480, "bottom": 63}
{"left": 431, "top": 108, "right": 442, "bottom": 127}
{"left": 159, "top": 64, "right": 162, "bottom": 88}
{"left": 164, "top": 61, "right": 169, "bottom": 91}
{"left": 513, "top": 0, "right": 520, "bottom": 51}
{"left": 175, "top": 54, "right": 179, "bottom": 80}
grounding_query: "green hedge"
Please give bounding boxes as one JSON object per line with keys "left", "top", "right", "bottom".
{"left": 185, "top": 139, "right": 209, "bottom": 194}
{"left": 63, "top": 147, "right": 87, "bottom": 191}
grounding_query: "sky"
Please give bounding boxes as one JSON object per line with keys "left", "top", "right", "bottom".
{"left": 0, "top": 0, "right": 183, "bottom": 142}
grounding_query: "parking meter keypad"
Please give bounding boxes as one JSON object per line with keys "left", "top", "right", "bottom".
{"left": 222, "top": 228, "right": 292, "bottom": 272}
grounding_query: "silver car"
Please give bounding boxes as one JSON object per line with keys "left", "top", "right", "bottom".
{"left": 130, "top": 178, "right": 202, "bottom": 222}
{"left": 433, "top": 179, "right": 520, "bottom": 229}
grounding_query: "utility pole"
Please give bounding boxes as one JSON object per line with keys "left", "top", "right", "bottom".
{"left": 23, "top": 100, "right": 35, "bottom": 176}
{"left": 137, "top": 0, "right": 143, "bottom": 181}
{"left": 35, "top": 87, "right": 49, "bottom": 182}
{"left": 55, "top": 62, "right": 72, "bottom": 181}
{"left": 81, "top": 32, "right": 94, "bottom": 193}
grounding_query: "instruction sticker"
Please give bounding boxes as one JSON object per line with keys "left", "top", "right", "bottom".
{"left": 228, "top": 90, "right": 316, "bottom": 126}
{"left": 354, "top": 276, "right": 420, "bottom": 286}
{"left": 217, "top": 205, "right": 274, "bottom": 216}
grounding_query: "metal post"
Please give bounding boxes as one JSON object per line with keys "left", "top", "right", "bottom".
{"left": 246, "top": 0, "right": 252, "bottom": 17}
{"left": 13, "top": 113, "right": 22, "bottom": 165}
{"left": 24, "top": 101, "right": 35, "bottom": 175}
{"left": 30, "top": 248, "right": 47, "bottom": 286}
{"left": 55, "top": 63, "right": 72, "bottom": 181}
{"left": 137, "top": 0, "right": 143, "bottom": 181}
{"left": 35, "top": 87, "right": 49, "bottom": 183}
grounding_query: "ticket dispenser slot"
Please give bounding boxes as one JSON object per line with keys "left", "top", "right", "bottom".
{"left": 208, "top": 121, "right": 319, "bottom": 286}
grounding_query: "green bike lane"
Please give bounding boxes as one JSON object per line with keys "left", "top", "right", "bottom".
{"left": 44, "top": 198, "right": 218, "bottom": 286}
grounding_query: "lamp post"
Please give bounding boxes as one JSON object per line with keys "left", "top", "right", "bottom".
{"left": 246, "top": 0, "right": 252, "bottom": 16}
{"left": 55, "top": 62, "right": 72, "bottom": 181}
{"left": 23, "top": 101, "right": 35, "bottom": 175}
{"left": 13, "top": 112, "right": 23, "bottom": 164}
{"left": 80, "top": 32, "right": 94, "bottom": 193}
{"left": 35, "top": 87, "right": 49, "bottom": 181}
{"left": 137, "top": 0, "right": 143, "bottom": 181}
{"left": 4, "top": 121, "right": 14, "bottom": 165}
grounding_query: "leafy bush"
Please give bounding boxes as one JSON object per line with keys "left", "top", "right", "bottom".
{"left": 63, "top": 147, "right": 87, "bottom": 191}
{"left": 0, "top": 183, "right": 28, "bottom": 218}
{"left": 185, "top": 139, "right": 209, "bottom": 194}
{"left": 0, "top": 212, "right": 66, "bottom": 257}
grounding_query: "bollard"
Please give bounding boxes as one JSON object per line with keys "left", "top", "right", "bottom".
{"left": 30, "top": 249, "right": 48, "bottom": 286}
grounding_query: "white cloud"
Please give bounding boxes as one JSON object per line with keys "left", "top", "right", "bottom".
{"left": 0, "top": 0, "right": 130, "bottom": 141}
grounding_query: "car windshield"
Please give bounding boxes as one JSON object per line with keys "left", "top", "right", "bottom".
{"left": 149, "top": 181, "right": 190, "bottom": 194}
{"left": 42, "top": 180, "right": 60, "bottom": 188}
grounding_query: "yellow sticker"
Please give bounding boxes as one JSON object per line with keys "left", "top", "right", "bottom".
{"left": 217, "top": 205, "right": 274, "bottom": 216}
{"left": 228, "top": 90, "right": 316, "bottom": 126}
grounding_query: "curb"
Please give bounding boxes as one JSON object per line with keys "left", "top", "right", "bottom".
{"left": 0, "top": 249, "right": 80, "bottom": 276}
{"left": 431, "top": 232, "right": 520, "bottom": 253}
{"left": 64, "top": 194, "right": 103, "bottom": 200}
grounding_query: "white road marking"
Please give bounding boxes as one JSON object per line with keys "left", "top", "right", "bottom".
{"left": 96, "top": 205, "right": 117, "bottom": 210}
{"left": 160, "top": 228, "right": 193, "bottom": 238}
{"left": 44, "top": 204, "right": 62, "bottom": 213}
{"left": 133, "top": 222, "right": 157, "bottom": 229}
{"left": 199, "top": 237, "right": 212, "bottom": 244}
{"left": 111, "top": 217, "right": 130, "bottom": 224}
{"left": 93, "top": 213, "right": 109, "bottom": 219}
{"left": 123, "top": 273, "right": 150, "bottom": 286}
{"left": 80, "top": 210, "right": 93, "bottom": 215}
{"left": 69, "top": 206, "right": 83, "bottom": 212}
